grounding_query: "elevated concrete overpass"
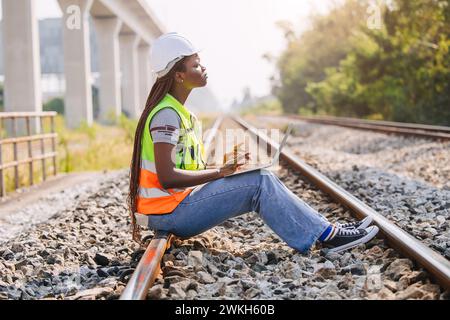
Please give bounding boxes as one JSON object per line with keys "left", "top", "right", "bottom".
{"left": 1, "top": 0, "right": 212, "bottom": 129}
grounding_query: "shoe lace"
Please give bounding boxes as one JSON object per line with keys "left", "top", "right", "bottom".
{"left": 338, "top": 221, "right": 355, "bottom": 227}
{"left": 337, "top": 227, "right": 362, "bottom": 236}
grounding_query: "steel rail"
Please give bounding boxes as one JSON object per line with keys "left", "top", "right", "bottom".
{"left": 119, "top": 231, "right": 173, "bottom": 300}
{"left": 289, "top": 115, "right": 450, "bottom": 140}
{"left": 292, "top": 115, "right": 450, "bottom": 133}
{"left": 232, "top": 114, "right": 450, "bottom": 290}
{"left": 119, "top": 115, "right": 224, "bottom": 300}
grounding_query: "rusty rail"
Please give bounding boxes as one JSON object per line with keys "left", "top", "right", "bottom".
{"left": 120, "top": 115, "right": 224, "bottom": 300}
{"left": 232, "top": 114, "right": 450, "bottom": 291}
{"left": 0, "top": 112, "right": 58, "bottom": 197}
{"left": 119, "top": 231, "right": 174, "bottom": 300}
{"left": 289, "top": 115, "right": 450, "bottom": 140}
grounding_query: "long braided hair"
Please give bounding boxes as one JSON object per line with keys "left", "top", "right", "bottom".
{"left": 127, "top": 57, "right": 188, "bottom": 242}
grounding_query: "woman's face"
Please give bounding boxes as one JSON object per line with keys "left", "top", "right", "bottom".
{"left": 176, "top": 53, "right": 208, "bottom": 89}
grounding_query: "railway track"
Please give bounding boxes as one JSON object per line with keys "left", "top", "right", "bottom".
{"left": 288, "top": 115, "right": 450, "bottom": 140}
{"left": 120, "top": 115, "right": 450, "bottom": 300}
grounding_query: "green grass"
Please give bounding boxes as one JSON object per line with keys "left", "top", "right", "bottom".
{"left": 2, "top": 113, "right": 215, "bottom": 194}
{"left": 55, "top": 115, "right": 138, "bottom": 173}
{"left": 2, "top": 115, "right": 137, "bottom": 194}
{"left": 240, "top": 98, "right": 283, "bottom": 116}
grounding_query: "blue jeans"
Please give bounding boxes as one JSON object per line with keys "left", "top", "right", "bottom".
{"left": 147, "top": 169, "right": 330, "bottom": 253}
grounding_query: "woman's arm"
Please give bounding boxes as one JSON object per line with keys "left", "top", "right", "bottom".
{"left": 154, "top": 142, "right": 221, "bottom": 189}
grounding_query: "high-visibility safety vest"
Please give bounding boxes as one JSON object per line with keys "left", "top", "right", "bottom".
{"left": 136, "top": 93, "right": 207, "bottom": 215}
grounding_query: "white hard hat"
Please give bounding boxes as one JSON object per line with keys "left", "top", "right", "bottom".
{"left": 150, "top": 32, "right": 201, "bottom": 78}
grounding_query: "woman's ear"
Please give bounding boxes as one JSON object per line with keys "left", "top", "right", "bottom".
{"left": 175, "top": 71, "right": 185, "bottom": 84}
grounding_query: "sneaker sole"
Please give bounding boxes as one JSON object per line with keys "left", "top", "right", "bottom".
{"left": 327, "top": 225, "right": 379, "bottom": 254}
{"left": 357, "top": 216, "right": 373, "bottom": 230}
{"left": 340, "top": 216, "right": 373, "bottom": 230}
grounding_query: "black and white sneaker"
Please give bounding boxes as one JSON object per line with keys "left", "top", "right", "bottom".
{"left": 322, "top": 226, "right": 379, "bottom": 253}
{"left": 336, "top": 216, "right": 373, "bottom": 230}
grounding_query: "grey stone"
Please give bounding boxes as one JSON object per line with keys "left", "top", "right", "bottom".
{"left": 385, "top": 259, "right": 413, "bottom": 281}
{"left": 444, "top": 248, "right": 450, "bottom": 259}
{"left": 324, "top": 252, "right": 341, "bottom": 262}
{"left": 96, "top": 269, "right": 109, "bottom": 278}
{"left": 175, "top": 251, "right": 187, "bottom": 261}
{"left": 11, "top": 243, "right": 24, "bottom": 253}
{"left": 240, "top": 280, "right": 255, "bottom": 291}
{"left": 243, "top": 287, "right": 260, "bottom": 299}
{"left": 69, "top": 287, "right": 113, "bottom": 300}
{"left": 1, "top": 249, "right": 14, "bottom": 260}
{"left": 147, "top": 284, "right": 164, "bottom": 299}
{"left": 210, "top": 281, "right": 227, "bottom": 297}
{"left": 340, "top": 263, "right": 366, "bottom": 276}
{"left": 46, "top": 255, "right": 64, "bottom": 265}
{"left": 94, "top": 253, "right": 112, "bottom": 266}
{"left": 187, "top": 251, "right": 203, "bottom": 268}
{"left": 197, "top": 271, "right": 216, "bottom": 284}
{"left": 266, "top": 251, "right": 279, "bottom": 264}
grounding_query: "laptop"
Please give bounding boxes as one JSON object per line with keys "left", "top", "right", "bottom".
{"left": 224, "top": 124, "right": 293, "bottom": 177}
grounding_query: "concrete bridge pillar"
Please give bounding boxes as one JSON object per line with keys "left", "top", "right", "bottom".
{"left": 138, "top": 43, "right": 151, "bottom": 112}
{"left": 92, "top": 17, "right": 122, "bottom": 124}
{"left": 2, "top": 0, "right": 42, "bottom": 133}
{"left": 119, "top": 33, "right": 141, "bottom": 119}
{"left": 57, "top": 0, "right": 94, "bottom": 128}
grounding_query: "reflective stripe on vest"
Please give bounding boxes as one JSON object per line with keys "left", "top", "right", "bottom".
{"left": 137, "top": 167, "right": 193, "bottom": 214}
{"left": 136, "top": 93, "right": 206, "bottom": 216}
{"left": 138, "top": 187, "right": 172, "bottom": 198}
{"left": 141, "top": 159, "right": 156, "bottom": 172}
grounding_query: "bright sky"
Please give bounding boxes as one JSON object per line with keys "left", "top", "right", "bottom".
{"left": 0, "top": 0, "right": 335, "bottom": 108}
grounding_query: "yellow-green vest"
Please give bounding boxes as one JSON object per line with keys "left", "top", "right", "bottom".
{"left": 137, "top": 93, "right": 206, "bottom": 214}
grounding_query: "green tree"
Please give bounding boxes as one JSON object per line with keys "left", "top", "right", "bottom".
{"left": 43, "top": 97, "right": 65, "bottom": 114}
{"left": 306, "top": 0, "right": 450, "bottom": 125}
{"left": 274, "top": 0, "right": 369, "bottom": 114}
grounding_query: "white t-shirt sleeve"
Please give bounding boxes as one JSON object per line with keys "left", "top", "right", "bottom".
{"left": 149, "top": 108, "right": 182, "bottom": 145}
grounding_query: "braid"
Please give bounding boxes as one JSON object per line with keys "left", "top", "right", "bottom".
{"left": 127, "top": 57, "right": 187, "bottom": 243}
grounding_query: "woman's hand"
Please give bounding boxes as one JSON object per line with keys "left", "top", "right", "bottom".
{"left": 219, "top": 145, "right": 251, "bottom": 177}
{"left": 223, "top": 142, "right": 248, "bottom": 164}
{"left": 218, "top": 162, "right": 243, "bottom": 177}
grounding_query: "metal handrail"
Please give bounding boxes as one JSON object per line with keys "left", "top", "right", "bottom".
{"left": 0, "top": 112, "right": 58, "bottom": 197}
{"left": 0, "top": 111, "right": 57, "bottom": 118}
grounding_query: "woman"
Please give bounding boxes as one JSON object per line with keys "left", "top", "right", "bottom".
{"left": 127, "top": 32, "right": 379, "bottom": 254}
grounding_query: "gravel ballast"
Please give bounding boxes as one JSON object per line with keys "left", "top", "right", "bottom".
{"left": 246, "top": 116, "right": 450, "bottom": 260}
{"left": 1, "top": 168, "right": 446, "bottom": 300}
{"left": 0, "top": 116, "right": 448, "bottom": 300}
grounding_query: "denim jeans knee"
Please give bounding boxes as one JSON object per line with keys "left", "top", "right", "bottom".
{"left": 260, "top": 168, "right": 275, "bottom": 176}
